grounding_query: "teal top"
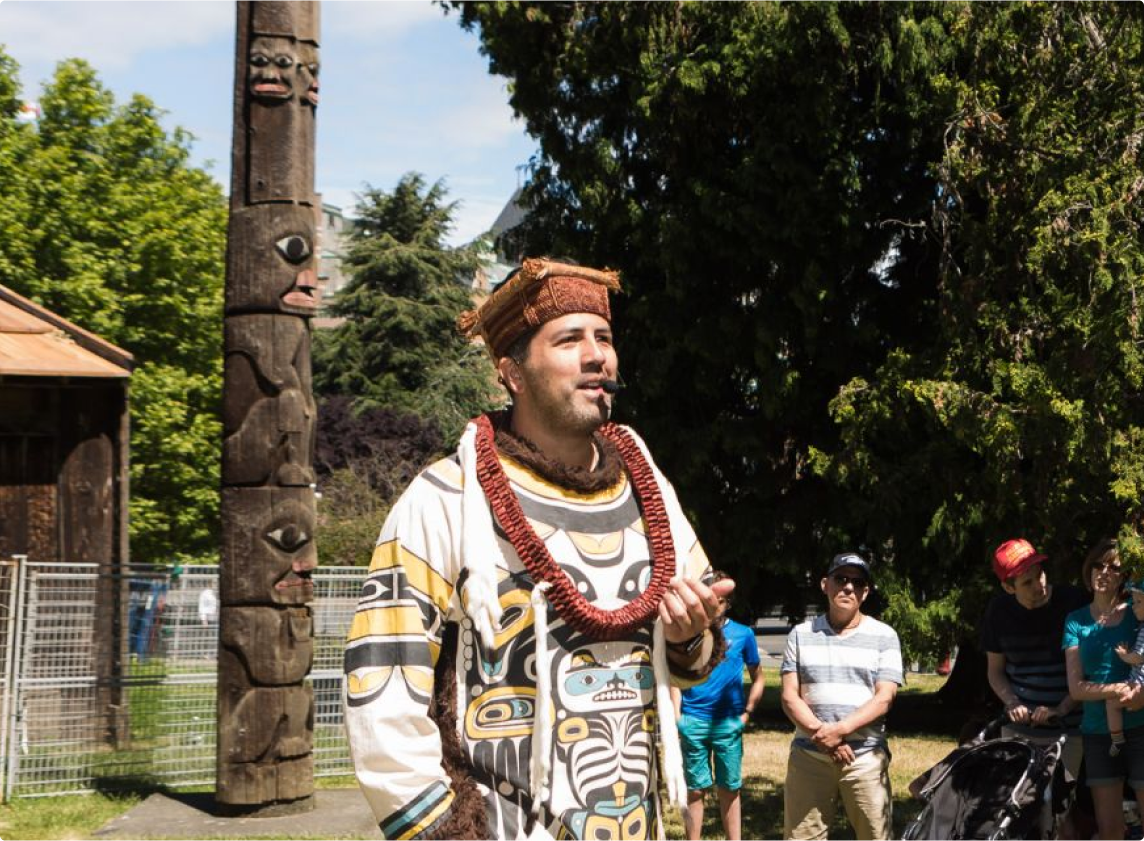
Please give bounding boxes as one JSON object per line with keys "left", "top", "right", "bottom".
{"left": 1062, "top": 603, "right": 1144, "bottom": 734}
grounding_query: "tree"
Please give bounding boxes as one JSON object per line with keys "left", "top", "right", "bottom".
{"left": 818, "top": 3, "right": 1144, "bottom": 655}
{"left": 313, "top": 396, "right": 444, "bottom": 565}
{"left": 313, "top": 172, "right": 500, "bottom": 439}
{"left": 455, "top": 2, "right": 957, "bottom": 620}
{"left": 455, "top": 2, "right": 1144, "bottom": 666}
{"left": 0, "top": 53, "right": 227, "bottom": 565}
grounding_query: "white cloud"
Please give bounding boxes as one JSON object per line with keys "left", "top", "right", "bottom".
{"left": 323, "top": 1, "right": 443, "bottom": 43}
{"left": 0, "top": 2, "right": 232, "bottom": 76}
{"left": 316, "top": 186, "right": 512, "bottom": 248}
{"left": 431, "top": 79, "right": 525, "bottom": 151}
{"left": 449, "top": 193, "right": 513, "bottom": 245}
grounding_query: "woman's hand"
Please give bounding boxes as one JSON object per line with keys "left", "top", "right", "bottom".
{"left": 1123, "top": 685, "right": 1144, "bottom": 712}
{"left": 1116, "top": 683, "right": 1141, "bottom": 706}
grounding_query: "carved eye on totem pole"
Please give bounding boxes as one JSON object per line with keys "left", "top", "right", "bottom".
{"left": 275, "top": 231, "right": 318, "bottom": 312}
{"left": 275, "top": 234, "right": 311, "bottom": 263}
{"left": 266, "top": 522, "right": 309, "bottom": 554}
{"left": 225, "top": 207, "right": 320, "bottom": 315}
{"left": 264, "top": 501, "right": 317, "bottom": 599}
{"left": 221, "top": 487, "right": 317, "bottom": 606}
{"left": 249, "top": 37, "right": 297, "bottom": 103}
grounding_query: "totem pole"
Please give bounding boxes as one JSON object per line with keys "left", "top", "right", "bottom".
{"left": 218, "top": 1, "right": 320, "bottom": 814}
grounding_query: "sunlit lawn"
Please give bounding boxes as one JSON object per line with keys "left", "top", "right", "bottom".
{"left": 662, "top": 669, "right": 958, "bottom": 840}
{"left": 0, "top": 669, "right": 959, "bottom": 840}
{"left": 660, "top": 726, "right": 955, "bottom": 839}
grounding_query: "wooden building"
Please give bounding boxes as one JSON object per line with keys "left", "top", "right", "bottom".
{"left": 0, "top": 284, "right": 133, "bottom": 745}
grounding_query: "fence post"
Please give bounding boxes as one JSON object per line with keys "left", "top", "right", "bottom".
{"left": 0, "top": 556, "right": 23, "bottom": 803}
{"left": 3, "top": 556, "right": 29, "bottom": 802}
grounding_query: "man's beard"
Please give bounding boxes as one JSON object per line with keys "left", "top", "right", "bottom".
{"left": 521, "top": 370, "right": 609, "bottom": 437}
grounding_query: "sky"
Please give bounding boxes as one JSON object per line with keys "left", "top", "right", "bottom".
{"left": 0, "top": 0, "right": 538, "bottom": 245}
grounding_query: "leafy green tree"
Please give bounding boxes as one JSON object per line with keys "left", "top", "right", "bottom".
{"left": 314, "top": 396, "right": 444, "bottom": 565}
{"left": 313, "top": 173, "right": 499, "bottom": 438}
{"left": 816, "top": 3, "right": 1144, "bottom": 652}
{"left": 0, "top": 53, "right": 226, "bottom": 565}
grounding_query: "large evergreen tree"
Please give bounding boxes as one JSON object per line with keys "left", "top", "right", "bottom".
{"left": 818, "top": 3, "right": 1144, "bottom": 647}
{"left": 455, "top": 2, "right": 957, "bottom": 617}
{"left": 313, "top": 172, "right": 499, "bottom": 438}
{"left": 455, "top": 2, "right": 1144, "bottom": 659}
{"left": 0, "top": 53, "right": 226, "bottom": 565}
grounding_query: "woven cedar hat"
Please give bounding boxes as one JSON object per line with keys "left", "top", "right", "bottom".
{"left": 457, "top": 257, "right": 621, "bottom": 360}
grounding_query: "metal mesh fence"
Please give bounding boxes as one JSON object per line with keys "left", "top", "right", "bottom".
{"left": 0, "top": 561, "right": 366, "bottom": 798}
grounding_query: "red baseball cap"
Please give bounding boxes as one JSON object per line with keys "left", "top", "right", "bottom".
{"left": 993, "top": 538, "right": 1048, "bottom": 582}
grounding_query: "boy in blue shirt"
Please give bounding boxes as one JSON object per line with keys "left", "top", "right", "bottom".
{"left": 671, "top": 572, "right": 765, "bottom": 840}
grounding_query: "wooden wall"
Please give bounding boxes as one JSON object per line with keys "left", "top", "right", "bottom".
{"left": 0, "top": 379, "right": 130, "bottom": 745}
{"left": 0, "top": 382, "right": 126, "bottom": 565}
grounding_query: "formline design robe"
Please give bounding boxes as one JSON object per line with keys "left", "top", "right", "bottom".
{"left": 344, "top": 427, "right": 713, "bottom": 840}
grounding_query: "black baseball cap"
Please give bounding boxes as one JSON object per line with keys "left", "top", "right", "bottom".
{"left": 827, "top": 552, "right": 874, "bottom": 585}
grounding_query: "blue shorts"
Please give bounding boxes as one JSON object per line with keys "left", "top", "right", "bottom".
{"left": 1082, "top": 728, "right": 1144, "bottom": 790}
{"left": 678, "top": 713, "right": 744, "bottom": 791}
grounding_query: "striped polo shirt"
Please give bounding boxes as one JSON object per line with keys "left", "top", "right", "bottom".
{"left": 781, "top": 614, "right": 904, "bottom": 753}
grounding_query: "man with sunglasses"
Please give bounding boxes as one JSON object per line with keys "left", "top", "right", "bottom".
{"left": 780, "top": 553, "right": 903, "bottom": 840}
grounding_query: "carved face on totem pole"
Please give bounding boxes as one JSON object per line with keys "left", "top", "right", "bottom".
{"left": 296, "top": 41, "right": 319, "bottom": 108}
{"left": 225, "top": 206, "right": 320, "bottom": 315}
{"left": 221, "top": 487, "right": 317, "bottom": 606}
{"left": 248, "top": 36, "right": 297, "bottom": 103}
{"left": 244, "top": 33, "right": 317, "bottom": 205}
{"left": 248, "top": 36, "right": 319, "bottom": 108}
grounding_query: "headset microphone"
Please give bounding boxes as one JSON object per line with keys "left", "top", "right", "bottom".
{"left": 601, "top": 379, "right": 622, "bottom": 395}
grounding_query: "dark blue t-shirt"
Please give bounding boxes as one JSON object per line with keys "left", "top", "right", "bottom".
{"left": 680, "top": 618, "right": 761, "bottom": 720}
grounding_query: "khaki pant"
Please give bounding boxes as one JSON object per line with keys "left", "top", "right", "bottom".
{"left": 783, "top": 744, "right": 892, "bottom": 840}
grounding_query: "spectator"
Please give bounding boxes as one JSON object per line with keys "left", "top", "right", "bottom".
{"left": 671, "top": 571, "right": 765, "bottom": 840}
{"left": 1063, "top": 538, "right": 1144, "bottom": 840}
{"left": 198, "top": 584, "right": 218, "bottom": 626}
{"left": 981, "top": 539, "right": 1086, "bottom": 808}
{"left": 781, "top": 553, "right": 903, "bottom": 840}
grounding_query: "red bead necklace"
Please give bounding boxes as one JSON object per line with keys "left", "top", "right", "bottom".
{"left": 472, "top": 413, "right": 675, "bottom": 641}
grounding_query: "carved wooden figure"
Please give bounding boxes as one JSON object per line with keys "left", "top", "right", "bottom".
{"left": 218, "top": 1, "right": 319, "bottom": 814}
{"left": 223, "top": 316, "right": 316, "bottom": 487}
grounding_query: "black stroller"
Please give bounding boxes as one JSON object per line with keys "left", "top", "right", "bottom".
{"left": 903, "top": 716, "right": 1074, "bottom": 840}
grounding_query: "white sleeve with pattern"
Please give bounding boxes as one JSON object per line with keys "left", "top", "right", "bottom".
{"left": 342, "top": 468, "right": 463, "bottom": 839}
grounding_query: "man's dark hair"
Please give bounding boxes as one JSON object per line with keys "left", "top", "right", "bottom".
{"left": 505, "top": 327, "right": 537, "bottom": 365}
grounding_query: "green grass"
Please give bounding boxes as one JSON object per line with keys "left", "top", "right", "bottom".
{"left": 0, "top": 666, "right": 961, "bottom": 840}
{"left": 0, "top": 732, "right": 965, "bottom": 841}
{"left": 0, "top": 791, "right": 144, "bottom": 840}
{"left": 658, "top": 725, "right": 956, "bottom": 839}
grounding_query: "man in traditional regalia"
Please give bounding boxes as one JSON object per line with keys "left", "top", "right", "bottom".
{"left": 344, "top": 258, "right": 733, "bottom": 840}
